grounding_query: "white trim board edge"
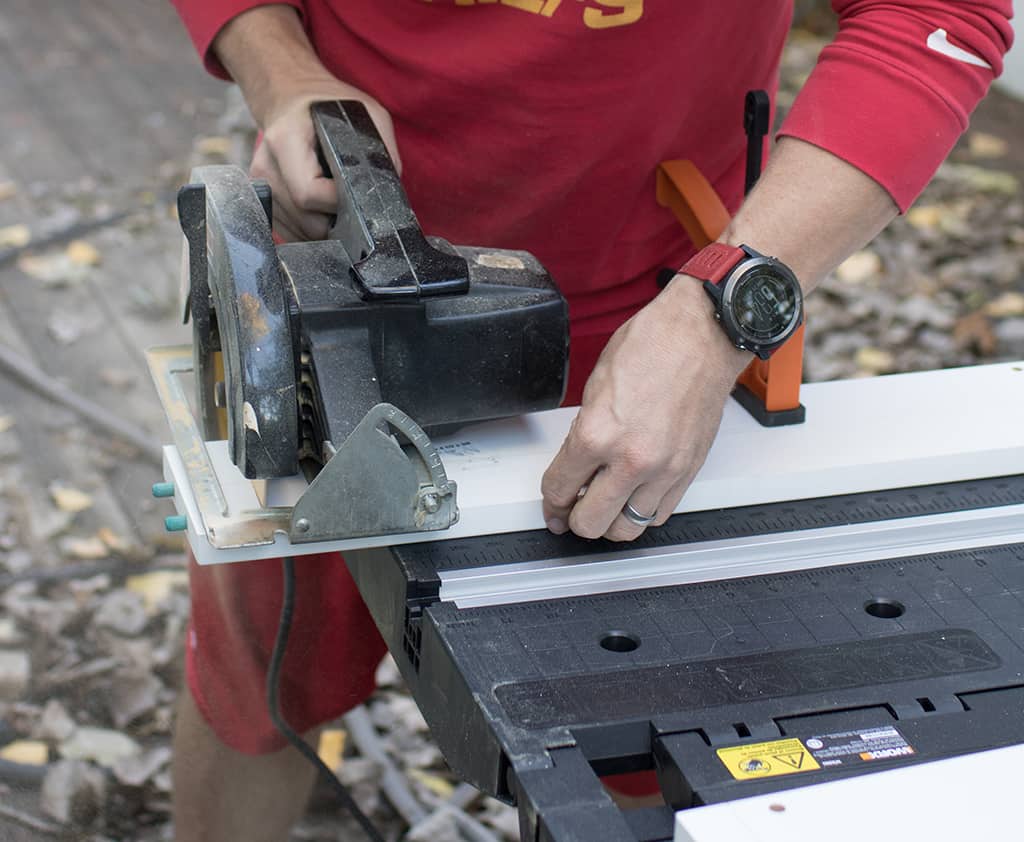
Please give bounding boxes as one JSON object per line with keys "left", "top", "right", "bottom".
{"left": 164, "top": 361, "right": 1024, "bottom": 565}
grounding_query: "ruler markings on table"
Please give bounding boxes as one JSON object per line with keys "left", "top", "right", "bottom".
{"left": 400, "top": 475, "right": 1024, "bottom": 574}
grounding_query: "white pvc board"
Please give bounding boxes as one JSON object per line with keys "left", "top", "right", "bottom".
{"left": 167, "top": 361, "right": 1024, "bottom": 564}
{"left": 675, "top": 743, "right": 1023, "bottom": 842}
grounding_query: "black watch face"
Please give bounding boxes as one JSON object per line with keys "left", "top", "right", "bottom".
{"left": 731, "top": 267, "right": 800, "bottom": 343}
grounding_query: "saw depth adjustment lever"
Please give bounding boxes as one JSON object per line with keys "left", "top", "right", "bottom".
{"left": 176, "top": 100, "right": 569, "bottom": 542}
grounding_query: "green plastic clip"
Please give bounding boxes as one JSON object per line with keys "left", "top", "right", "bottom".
{"left": 164, "top": 515, "right": 188, "bottom": 532}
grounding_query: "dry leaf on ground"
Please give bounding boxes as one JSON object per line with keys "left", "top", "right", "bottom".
{"left": 906, "top": 200, "right": 974, "bottom": 235}
{"left": 41, "top": 760, "right": 107, "bottom": 825}
{"left": 854, "top": 346, "right": 895, "bottom": 374}
{"left": 37, "top": 699, "right": 77, "bottom": 742}
{"left": 984, "top": 292, "right": 1024, "bottom": 319}
{"left": 125, "top": 570, "right": 188, "bottom": 612}
{"left": 906, "top": 205, "right": 944, "bottom": 230}
{"left": 66, "top": 239, "right": 102, "bottom": 266}
{"left": 50, "top": 484, "right": 94, "bottom": 513}
{"left": 1, "top": 739, "right": 49, "bottom": 765}
{"left": 318, "top": 728, "right": 347, "bottom": 772}
{"left": 967, "top": 131, "right": 1008, "bottom": 159}
{"left": 940, "top": 163, "right": 1019, "bottom": 195}
{"left": 836, "top": 250, "right": 881, "bottom": 284}
{"left": 61, "top": 535, "right": 109, "bottom": 560}
{"left": 0, "top": 650, "right": 31, "bottom": 700}
{"left": 407, "top": 768, "right": 455, "bottom": 799}
{"left": 93, "top": 590, "right": 149, "bottom": 636}
{"left": 59, "top": 727, "right": 141, "bottom": 768}
{"left": 953, "top": 311, "right": 998, "bottom": 356}
{"left": 97, "top": 526, "right": 135, "bottom": 557}
{"left": 17, "top": 251, "right": 91, "bottom": 286}
{"left": 0, "top": 223, "right": 31, "bottom": 249}
{"left": 112, "top": 745, "right": 172, "bottom": 788}
{"left": 197, "top": 136, "right": 232, "bottom": 157}
{"left": 108, "top": 671, "right": 163, "bottom": 728}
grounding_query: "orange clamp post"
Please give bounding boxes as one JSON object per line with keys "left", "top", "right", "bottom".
{"left": 656, "top": 161, "right": 806, "bottom": 426}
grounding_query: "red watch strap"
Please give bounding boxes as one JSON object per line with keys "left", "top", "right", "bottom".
{"left": 680, "top": 243, "right": 746, "bottom": 285}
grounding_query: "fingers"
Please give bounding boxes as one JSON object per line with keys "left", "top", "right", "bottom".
{"left": 563, "top": 416, "right": 659, "bottom": 538}
{"left": 542, "top": 410, "right": 675, "bottom": 541}
{"left": 251, "top": 140, "right": 332, "bottom": 242}
{"left": 540, "top": 418, "right": 602, "bottom": 534}
{"left": 578, "top": 476, "right": 670, "bottom": 543}
{"left": 544, "top": 458, "right": 688, "bottom": 544}
{"left": 271, "top": 123, "right": 338, "bottom": 215}
{"left": 250, "top": 89, "right": 403, "bottom": 243}
{"left": 564, "top": 463, "right": 635, "bottom": 540}
{"left": 606, "top": 456, "right": 703, "bottom": 540}
{"left": 652, "top": 477, "right": 691, "bottom": 527}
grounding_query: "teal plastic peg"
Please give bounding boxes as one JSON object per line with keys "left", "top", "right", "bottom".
{"left": 164, "top": 515, "right": 188, "bottom": 532}
{"left": 152, "top": 482, "right": 175, "bottom": 498}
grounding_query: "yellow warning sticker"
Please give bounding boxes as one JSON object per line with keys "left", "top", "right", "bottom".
{"left": 716, "top": 738, "right": 821, "bottom": 781}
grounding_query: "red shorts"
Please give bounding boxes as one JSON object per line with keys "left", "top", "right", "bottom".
{"left": 185, "top": 320, "right": 659, "bottom": 770}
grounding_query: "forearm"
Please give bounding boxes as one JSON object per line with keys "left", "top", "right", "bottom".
{"left": 723, "top": 136, "right": 897, "bottom": 294}
{"left": 212, "top": 4, "right": 336, "bottom": 127}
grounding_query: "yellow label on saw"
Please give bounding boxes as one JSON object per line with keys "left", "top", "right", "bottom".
{"left": 716, "top": 738, "right": 821, "bottom": 781}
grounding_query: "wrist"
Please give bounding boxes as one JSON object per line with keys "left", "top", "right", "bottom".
{"left": 213, "top": 6, "right": 339, "bottom": 128}
{"left": 662, "top": 273, "right": 753, "bottom": 379}
{"left": 256, "top": 74, "right": 358, "bottom": 129}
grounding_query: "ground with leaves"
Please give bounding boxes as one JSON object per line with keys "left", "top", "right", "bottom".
{"left": 0, "top": 12, "right": 1021, "bottom": 842}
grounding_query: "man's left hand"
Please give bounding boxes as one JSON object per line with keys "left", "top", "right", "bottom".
{"left": 541, "top": 276, "right": 751, "bottom": 541}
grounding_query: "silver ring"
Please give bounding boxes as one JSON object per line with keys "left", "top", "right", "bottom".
{"left": 621, "top": 501, "right": 657, "bottom": 527}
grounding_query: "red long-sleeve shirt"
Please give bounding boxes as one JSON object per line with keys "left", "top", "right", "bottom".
{"left": 171, "top": 0, "right": 1012, "bottom": 335}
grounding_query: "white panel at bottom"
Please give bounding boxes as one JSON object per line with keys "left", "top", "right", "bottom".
{"left": 675, "top": 744, "right": 1022, "bottom": 842}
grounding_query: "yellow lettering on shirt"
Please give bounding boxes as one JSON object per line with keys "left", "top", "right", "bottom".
{"left": 583, "top": 0, "right": 643, "bottom": 29}
{"left": 429, "top": 0, "right": 643, "bottom": 29}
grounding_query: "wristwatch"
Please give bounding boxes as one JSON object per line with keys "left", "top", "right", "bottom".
{"left": 680, "top": 243, "right": 803, "bottom": 360}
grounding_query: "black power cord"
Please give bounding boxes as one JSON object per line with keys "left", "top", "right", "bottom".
{"left": 267, "top": 556, "right": 387, "bottom": 842}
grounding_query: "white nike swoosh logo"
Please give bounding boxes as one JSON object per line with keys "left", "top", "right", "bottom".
{"left": 926, "top": 28, "right": 991, "bottom": 69}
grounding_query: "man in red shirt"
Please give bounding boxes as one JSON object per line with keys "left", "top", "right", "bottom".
{"left": 169, "top": 2, "right": 1012, "bottom": 839}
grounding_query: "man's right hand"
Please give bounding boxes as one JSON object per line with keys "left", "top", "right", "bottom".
{"left": 253, "top": 85, "right": 400, "bottom": 242}
{"left": 212, "top": 5, "right": 400, "bottom": 242}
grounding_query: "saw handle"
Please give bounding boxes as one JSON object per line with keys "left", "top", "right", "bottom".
{"left": 310, "top": 100, "right": 470, "bottom": 298}
{"left": 656, "top": 160, "right": 806, "bottom": 426}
